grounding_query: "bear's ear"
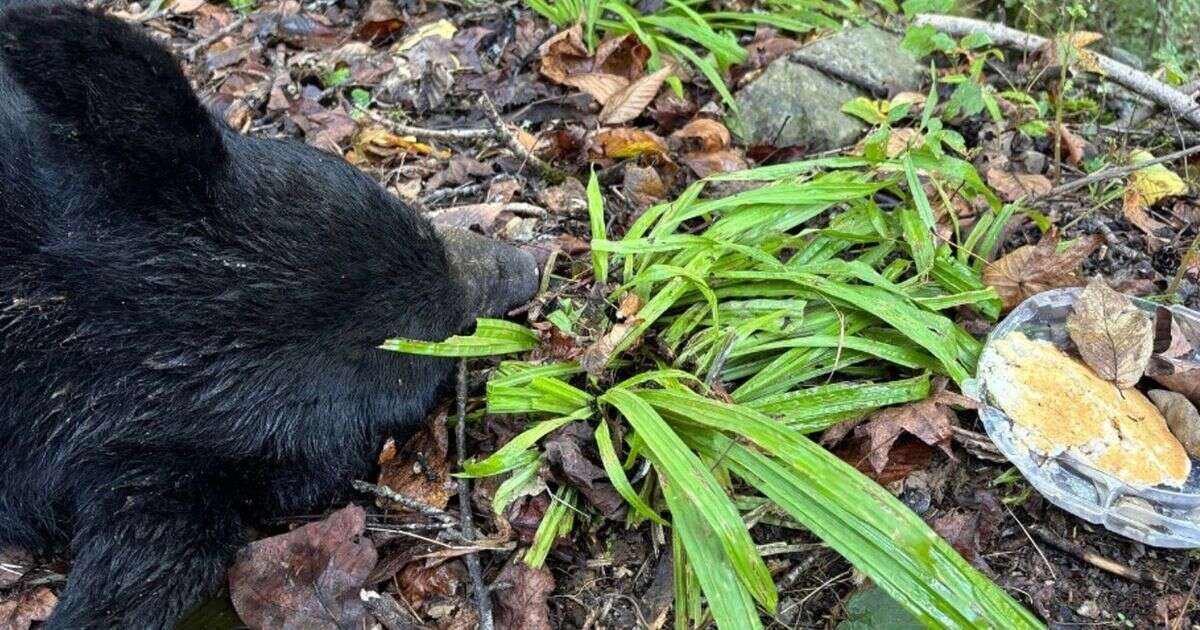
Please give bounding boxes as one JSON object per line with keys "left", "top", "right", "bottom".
{"left": 0, "top": 3, "right": 226, "bottom": 202}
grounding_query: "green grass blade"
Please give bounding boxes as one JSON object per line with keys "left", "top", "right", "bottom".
{"left": 594, "top": 419, "right": 669, "bottom": 525}
{"left": 380, "top": 319, "right": 538, "bottom": 357}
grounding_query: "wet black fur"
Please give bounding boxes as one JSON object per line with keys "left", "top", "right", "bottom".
{"left": 0, "top": 3, "right": 503, "bottom": 627}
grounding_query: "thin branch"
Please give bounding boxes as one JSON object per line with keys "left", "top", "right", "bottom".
{"left": 914, "top": 14, "right": 1200, "bottom": 128}
{"left": 455, "top": 360, "right": 495, "bottom": 630}
{"left": 351, "top": 480, "right": 458, "bottom": 524}
{"left": 478, "top": 94, "right": 567, "bottom": 184}
{"left": 183, "top": 15, "right": 248, "bottom": 62}
{"left": 1038, "top": 143, "right": 1200, "bottom": 200}
{"left": 364, "top": 109, "right": 494, "bottom": 142}
{"left": 1028, "top": 525, "right": 1162, "bottom": 585}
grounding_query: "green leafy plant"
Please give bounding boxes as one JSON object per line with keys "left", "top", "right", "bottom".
{"left": 524, "top": 0, "right": 849, "bottom": 113}
{"left": 385, "top": 141, "right": 1041, "bottom": 627}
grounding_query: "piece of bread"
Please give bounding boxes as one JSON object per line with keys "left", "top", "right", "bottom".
{"left": 980, "top": 332, "right": 1191, "bottom": 488}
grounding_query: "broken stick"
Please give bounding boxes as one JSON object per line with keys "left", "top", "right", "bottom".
{"left": 913, "top": 14, "right": 1200, "bottom": 128}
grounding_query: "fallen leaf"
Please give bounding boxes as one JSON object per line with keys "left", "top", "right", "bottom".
{"left": 599, "top": 64, "right": 674, "bottom": 125}
{"left": 355, "top": 0, "right": 405, "bottom": 43}
{"left": 1123, "top": 186, "right": 1169, "bottom": 236}
{"left": 885, "top": 128, "right": 925, "bottom": 158}
{"left": 562, "top": 72, "right": 629, "bottom": 105}
{"left": 984, "top": 231, "right": 1103, "bottom": 311}
{"left": 0, "top": 588, "right": 56, "bottom": 630}
{"left": 537, "top": 25, "right": 589, "bottom": 84}
{"left": 378, "top": 410, "right": 452, "bottom": 511}
{"left": 397, "top": 560, "right": 466, "bottom": 609}
{"left": 985, "top": 167, "right": 1053, "bottom": 202}
{"left": 171, "top": 0, "right": 206, "bottom": 13}
{"left": 1056, "top": 124, "right": 1088, "bottom": 165}
{"left": 395, "top": 19, "right": 457, "bottom": 53}
{"left": 622, "top": 164, "right": 667, "bottom": 208}
{"left": 1148, "top": 356, "right": 1200, "bottom": 404}
{"left": 932, "top": 494, "right": 1002, "bottom": 574}
{"left": 1149, "top": 390, "right": 1200, "bottom": 459}
{"left": 682, "top": 149, "right": 749, "bottom": 178}
{"left": 354, "top": 127, "right": 450, "bottom": 162}
{"left": 1130, "top": 150, "right": 1190, "bottom": 205}
{"left": 229, "top": 505, "right": 377, "bottom": 630}
{"left": 1155, "top": 307, "right": 1195, "bottom": 360}
{"left": 1065, "top": 277, "right": 1154, "bottom": 387}
{"left": 671, "top": 118, "right": 731, "bottom": 153}
{"left": 594, "top": 128, "right": 669, "bottom": 161}
{"left": 855, "top": 378, "right": 976, "bottom": 474}
{"left": 592, "top": 34, "right": 651, "bottom": 80}
{"left": 539, "top": 178, "right": 588, "bottom": 214}
{"left": 494, "top": 558, "right": 555, "bottom": 630}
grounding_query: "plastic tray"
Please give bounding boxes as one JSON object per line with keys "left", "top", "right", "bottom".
{"left": 964, "top": 288, "right": 1200, "bottom": 548}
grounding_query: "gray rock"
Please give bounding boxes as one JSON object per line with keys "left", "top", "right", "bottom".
{"left": 735, "top": 26, "right": 924, "bottom": 151}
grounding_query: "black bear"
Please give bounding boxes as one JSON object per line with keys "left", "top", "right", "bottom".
{"left": 0, "top": 2, "right": 538, "bottom": 628}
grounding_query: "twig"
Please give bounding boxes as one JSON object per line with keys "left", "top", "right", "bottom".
{"left": 478, "top": 94, "right": 567, "bottom": 184}
{"left": 365, "top": 109, "right": 494, "bottom": 142}
{"left": 183, "top": 15, "right": 248, "bottom": 62}
{"left": 1027, "top": 525, "right": 1162, "bottom": 585}
{"left": 1037, "top": 143, "right": 1200, "bottom": 200}
{"left": 360, "top": 590, "right": 418, "bottom": 630}
{"left": 351, "top": 480, "right": 459, "bottom": 524}
{"left": 456, "top": 359, "right": 495, "bottom": 630}
{"left": 949, "top": 426, "right": 1006, "bottom": 463}
{"left": 788, "top": 50, "right": 889, "bottom": 98}
{"left": 913, "top": 14, "right": 1200, "bottom": 128}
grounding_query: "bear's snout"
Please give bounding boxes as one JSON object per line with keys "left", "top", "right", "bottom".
{"left": 436, "top": 226, "right": 539, "bottom": 320}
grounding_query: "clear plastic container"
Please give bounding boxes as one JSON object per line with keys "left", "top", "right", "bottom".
{"left": 964, "top": 288, "right": 1200, "bottom": 548}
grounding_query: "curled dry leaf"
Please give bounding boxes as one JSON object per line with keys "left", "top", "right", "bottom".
{"left": 671, "top": 118, "right": 731, "bottom": 153}
{"left": 229, "top": 505, "right": 377, "bottom": 630}
{"left": 594, "top": 128, "right": 669, "bottom": 161}
{"left": 985, "top": 167, "right": 1053, "bottom": 202}
{"left": 1148, "top": 356, "right": 1200, "bottom": 404}
{"left": 0, "top": 587, "right": 57, "bottom": 630}
{"left": 617, "top": 292, "right": 642, "bottom": 320}
{"left": 1149, "top": 390, "right": 1200, "bottom": 459}
{"left": 983, "top": 231, "right": 1103, "bottom": 311}
{"left": 562, "top": 72, "right": 629, "bottom": 105}
{"left": 598, "top": 64, "right": 675, "bottom": 126}
{"left": 592, "top": 34, "right": 651, "bottom": 80}
{"left": 537, "top": 25, "right": 589, "bottom": 84}
{"left": 1055, "top": 124, "right": 1088, "bottom": 166}
{"left": 1065, "top": 277, "right": 1154, "bottom": 388}
{"left": 354, "top": 127, "right": 450, "bottom": 162}
{"left": 854, "top": 378, "right": 977, "bottom": 474}
{"left": 682, "top": 149, "right": 749, "bottom": 178}
{"left": 622, "top": 164, "right": 667, "bottom": 209}
{"left": 493, "top": 558, "right": 555, "bottom": 630}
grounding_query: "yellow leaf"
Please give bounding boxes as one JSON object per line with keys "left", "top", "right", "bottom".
{"left": 1129, "top": 150, "right": 1189, "bottom": 206}
{"left": 395, "top": 19, "right": 457, "bottom": 53}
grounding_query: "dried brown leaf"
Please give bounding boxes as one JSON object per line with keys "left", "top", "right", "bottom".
{"left": 1149, "top": 390, "right": 1200, "bottom": 459}
{"left": 561, "top": 72, "right": 629, "bottom": 105}
{"left": 854, "top": 378, "right": 975, "bottom": 474}
{"left": 397, "top": 560, "right": 466, "bottom": 609}
{"left": 599, "top": 65, "right": 674, "bottom": 126}
{"left": 1148, "top": 356, "right": 1200, "bottom": 404}
{"left": 985, "top": 167, "right": 1052, "bottom": 202}
{"left": 594, "top": 128, "right": 669, "bottom": 161}
{"left": 592, "top": 34, "right": 651, "bottom": 80}
{"left": 671, "top": 118, "right": 731, "bottom": 153}
{"left": 355, "top": 0, "right": 405, "bottom": 43}
{"left": 0, "top": 588, "right": 57, "bottom": 630}
{"left": 1066, "top": 277, "right": 1154, "bottom": 387}
{"left": 1122, "top": 187, "right": 1169, "bottom": 236}
{"left": 537, "top": 25, "right": 589, "bottom": 84}
{"left": 377, "top": 410, "right": 452, "bottom": 511}
{"left": 622, "top": 164, "right": 666, "bottom": 209}
{"left": 1056, "top": 124, "right": 1087, "bottom": 165}
{"left": 983, "top": 232, "right": 1102, "bottom": 311}
{"left": 681, "top": 149, "right": 749, "bottom": 178}
{"left": 494, "top": 559, "right": 555, "bottom": 630}
{"left": 617, "top": 292, "right": 642, "bottom": 320}
{"left": 229, "top": 505, "right": 377, "bottom": 630}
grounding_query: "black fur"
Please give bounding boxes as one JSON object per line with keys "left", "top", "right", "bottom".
{"left": 0, "top": 4, "right": 535, "bottom": 628}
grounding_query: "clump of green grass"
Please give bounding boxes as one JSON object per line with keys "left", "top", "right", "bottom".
{"left": 387, "top": 121, "right": 1043, "bottom": 626}
{"left": 523, "top": 0, "right": 851, "bottom": 113}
